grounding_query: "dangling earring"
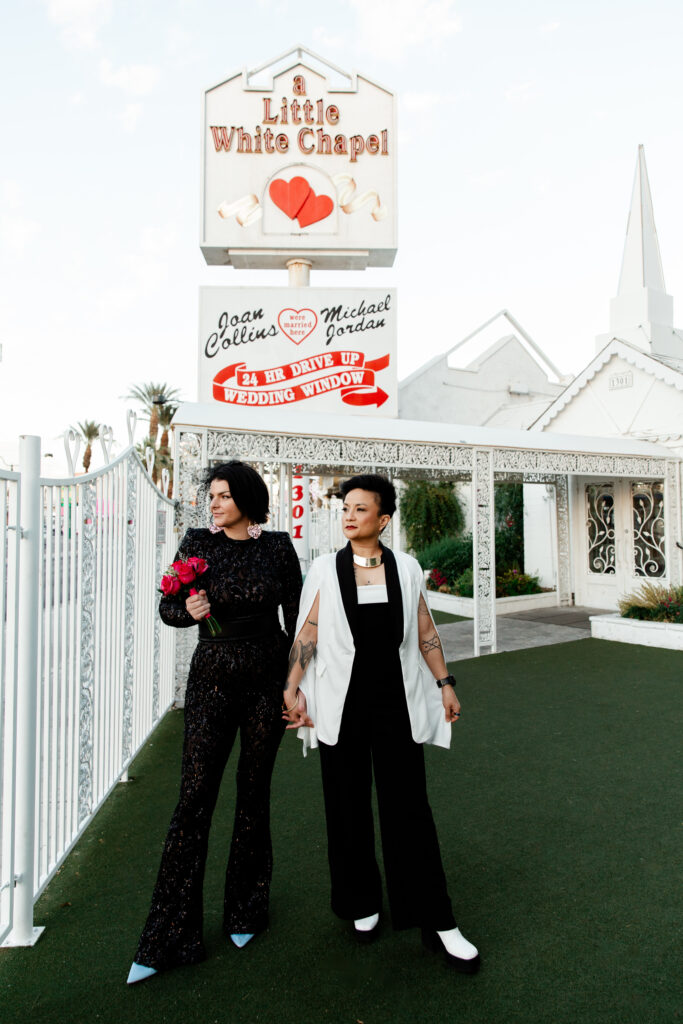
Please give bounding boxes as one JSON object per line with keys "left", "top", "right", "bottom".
{"left": 247, "top": 522, "right": 262, "bottom": 539}
{"left": 209, "top": 520, "right": 222, "bottom": 534}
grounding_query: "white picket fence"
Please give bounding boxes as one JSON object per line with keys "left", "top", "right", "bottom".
{"left": 308, "top": 497, "right": 395, "bottom": 559}
{"left": 0, "top": 436, "right": 176, "bottom": 947}
{"left": 309, "top": 499, "right": 345, "bottom": 560}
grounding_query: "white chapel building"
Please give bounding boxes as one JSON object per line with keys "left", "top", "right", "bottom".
{"left": 399, "top": 146, "right": 683, "bottom": 609}
{"left": 531, "top": 146, "right": 683, "bottom": 451}
{"left": 528, "top": 146, "right": 683, "bottom": 608}
{"left": 399, "top": 308, "right": 571, "bottom": 430}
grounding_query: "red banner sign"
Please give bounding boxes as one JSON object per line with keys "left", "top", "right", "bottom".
{"left": 213, "top": 350, "right": 390, "bottom": 408}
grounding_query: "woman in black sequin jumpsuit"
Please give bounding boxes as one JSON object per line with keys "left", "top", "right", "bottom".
{"left": 128, "top": 462, "right": 302, "bottom": 983}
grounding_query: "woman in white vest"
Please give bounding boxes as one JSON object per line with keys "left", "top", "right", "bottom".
{"left": 282, "top": 474, "right": 480, "bottom": 973}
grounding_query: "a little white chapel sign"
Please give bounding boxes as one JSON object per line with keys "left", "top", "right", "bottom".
{"left": 200, "top": 48, "right": 397, "bottom": 270}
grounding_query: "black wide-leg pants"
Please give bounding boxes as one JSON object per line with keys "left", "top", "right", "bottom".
{"left": 318, "top": 601, "right": 456, "bottom": 932}
{"left": 135, "top": 650, "right": 285, "bottom": 971}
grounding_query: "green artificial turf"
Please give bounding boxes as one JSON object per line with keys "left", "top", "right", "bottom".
{"left": 1, "top": 638, "right": 681, "bottom": 1024}
{"left": 431, "top": 608, "right": 470, "bottom": 624}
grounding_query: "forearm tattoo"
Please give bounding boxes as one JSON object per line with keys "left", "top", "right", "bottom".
{"left": 287, "top": 638, "right": 317, "bottom": 678}
{"left": 420, "top": 631, "right": 442, "bottom": 654}
{"left": 298, "top": 639, "right": 316, "bottom": 670}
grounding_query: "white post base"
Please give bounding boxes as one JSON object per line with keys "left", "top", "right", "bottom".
{"left": 286, "top": 258, "right": 312, "bottom": 287}
{"left": 2, "top": 925, "right": 45, "bottom": 948}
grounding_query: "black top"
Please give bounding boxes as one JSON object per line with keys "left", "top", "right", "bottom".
{"left": 159, "top": 527, "right": 303, "bottom": 645}
{"left": 335, "top": 540, "right": 404, "bottom": 649}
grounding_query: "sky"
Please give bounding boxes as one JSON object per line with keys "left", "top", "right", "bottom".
{"left": 2, "top": 0, "right": 683, "bottom": 472}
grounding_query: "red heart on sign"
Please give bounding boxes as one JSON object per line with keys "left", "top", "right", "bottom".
{"left": 269, "top": 176, "right": 311, "bottom": 219}
{"left": 297, "top": 190, "right": 334, "bottom": 228}
{"left": 278, "top": 308, "right": 318, "bottom": 345}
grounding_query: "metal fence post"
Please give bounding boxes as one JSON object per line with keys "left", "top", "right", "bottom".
{"left": 4, "top": 436, "right": 44, "bottom": 946}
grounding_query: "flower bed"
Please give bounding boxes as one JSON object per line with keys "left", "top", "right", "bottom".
{"left": 426, "top": 565, "right": 544, "bottom": 600}
{"left": 618, "top": 582, "right": 683, "bottom": 624}
{"left": 591, "top": 582, "right": 683, "bottom": 650}
{"left": 427, "top": 589, "right": 559, "bottom": 617}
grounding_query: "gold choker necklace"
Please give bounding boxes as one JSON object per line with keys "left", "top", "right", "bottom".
{"left": 352, "top": 553, "right": 382, "bottom": 568}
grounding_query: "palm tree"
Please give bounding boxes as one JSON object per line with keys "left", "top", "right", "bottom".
{"left": 156, "top": 401, "right": 178, "bottom": 495}
{"left": 124, "top": 383, "right": 181, "bottom": 446}
{"left": 74, "top": 420, "right": 100, "bottom": 473}
{"left": 157, "top": 401, "right": 178, "bottom": 455}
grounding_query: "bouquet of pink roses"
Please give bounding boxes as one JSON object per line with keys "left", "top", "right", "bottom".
{"left": 159, "top": 557, "right": 222, "bottom": 637}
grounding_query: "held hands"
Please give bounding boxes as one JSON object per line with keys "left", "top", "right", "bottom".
{"left": 282, "top": 689, "right": 314, "bottom": 730}
{"left": 186, "top": 589, "right": 211, "bottom": 622}
{"left": 442, "top": 684, "right": 461, "bottom": 723}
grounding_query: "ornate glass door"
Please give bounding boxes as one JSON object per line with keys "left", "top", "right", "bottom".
{"left": 576, "top": 479, "right": 667, "bottom": 608}
{"left": 631, "top": 481, "right": 665, "bottom": 578}
{"left": 586, "top": 484, "right": 615, "bottom": 576}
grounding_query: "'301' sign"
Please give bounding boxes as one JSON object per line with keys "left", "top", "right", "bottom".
{"left": 290, "top": 476, "right": 307, "bottom": 553}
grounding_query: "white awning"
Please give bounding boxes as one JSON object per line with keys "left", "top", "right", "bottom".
{"left": 173, "top": 402, "right": 673, "bottom": 461}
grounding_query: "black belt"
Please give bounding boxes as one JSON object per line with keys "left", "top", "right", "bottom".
{"left": 198, "top": 611, "right": 281, "bottom": 642}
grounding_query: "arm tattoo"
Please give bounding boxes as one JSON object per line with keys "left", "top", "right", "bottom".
{"left": 287, "top": 638, "right": 317, "bottom": 678}
{"left": 298, "top": 639, "right": 316, "bottom": 670}
{"left": 307, "top": 618, "right": 318, "bottom": 626}
{"left": 420, "top": 631, "right": 442, "bottom": 654}
{"left": 418, "top": 595, "right": 432, "bottom": 619}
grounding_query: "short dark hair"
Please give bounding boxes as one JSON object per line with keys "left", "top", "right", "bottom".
{"left": 204, "top": 461, "right": 270, "bottom": 524}
{"left": 339, "top": 474, "right": 396, "bottom": 517}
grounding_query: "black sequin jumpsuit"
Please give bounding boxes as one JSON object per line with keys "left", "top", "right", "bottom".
{"left": 134, "top": 528, "right": 302, "bottom": 971}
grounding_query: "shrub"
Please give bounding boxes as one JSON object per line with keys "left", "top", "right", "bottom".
{"left": 454, "top": 567, "right": 474, "bottom": 597}
{"left": 494, "top": 527, "right": 523, "bottom": 574}
{"left": 418, "top": 532, "right": 537, "bottom": 594}
{"left": 618, "top": 583, "right": 683, "bottom": 624}
{"left": 417, "top": 535, "right": 473, "bottom": 589}
{"left": 494, "top": 483, "right": 525, "bottom": 572}
{"left": 618, "top": 580, "right": 672, "bottom": 612}
{"left": 400, "top": 481, "right": 465, "bottom": 552}
{"left": 495, "top": 568, "right": 541, "bottom": 598}
{"left": 416, "top": 482, "right": 535, "bottom": 592}
{"left": 495, "top": 482, "right": 524, "bottom": 531}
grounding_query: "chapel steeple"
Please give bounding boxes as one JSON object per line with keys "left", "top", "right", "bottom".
{"left": 600, "top": 146, "right": 683, "bottom": 362}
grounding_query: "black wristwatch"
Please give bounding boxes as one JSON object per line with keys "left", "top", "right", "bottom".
{"left": 436, "top": 673, "right": 456, "bottom": 689}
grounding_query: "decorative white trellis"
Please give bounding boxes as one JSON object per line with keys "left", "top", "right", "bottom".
{"left": 0, "top": 436, "right": 176, "bottom": 947}
{"left": 171, "top": 417, "right": 680, "bottom": 677}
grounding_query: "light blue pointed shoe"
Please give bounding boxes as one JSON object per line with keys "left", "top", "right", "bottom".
{"left": 230, "top": 933, "right": 255, "bottom": 949}
{"left": 127, "top": 961, "right": 158, "bottom": 984}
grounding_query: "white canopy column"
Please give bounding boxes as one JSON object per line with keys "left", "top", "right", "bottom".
{"left": 472, "top": 450, "right": 496, "bottom": 656}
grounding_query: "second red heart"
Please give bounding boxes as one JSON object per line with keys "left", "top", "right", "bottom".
{"left": 269, "top": 176, "right": 334, "bottom": 227}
